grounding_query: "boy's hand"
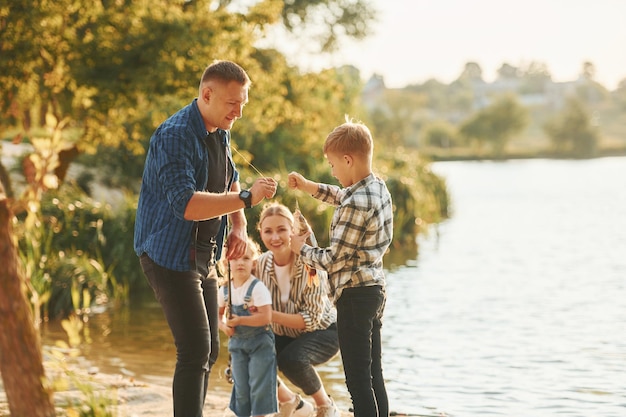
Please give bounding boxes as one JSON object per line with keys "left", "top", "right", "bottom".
{"left": 290, "top": 231, "right": 309, "bottom": 254}
{"left": 288, "top": 171, "right": 306, "bottom": 190}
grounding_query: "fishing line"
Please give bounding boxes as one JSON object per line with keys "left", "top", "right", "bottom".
{"left": 232, "top": 145, "right": 267, "bottom": 178}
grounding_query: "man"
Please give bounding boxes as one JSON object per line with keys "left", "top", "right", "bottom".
{"left": 134, "top": 60, "right": 277, "bottom": 417}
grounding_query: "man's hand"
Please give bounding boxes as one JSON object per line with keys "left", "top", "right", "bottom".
{"left": 249, "top": 177, "right": 277, "bottom": 206}
{"left": 226, "top": 223, "right": 247, "bottom": 260}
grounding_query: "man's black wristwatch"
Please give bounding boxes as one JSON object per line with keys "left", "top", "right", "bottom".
{"left": 239, "top": 190, "right": 252, "bottom": 209}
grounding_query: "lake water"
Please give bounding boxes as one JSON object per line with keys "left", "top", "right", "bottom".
{"left": 42, "top": 157, "right": 626, "bottom": 417}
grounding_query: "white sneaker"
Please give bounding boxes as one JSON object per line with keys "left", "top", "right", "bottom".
{"left": 276, "top": 394, "right": 314, "bottom": 417}
{"left": 315, "top": 397, "right": 339, "bottom": 417}
{"left": 293, "top": 398, "right": 314, "bottom": 417}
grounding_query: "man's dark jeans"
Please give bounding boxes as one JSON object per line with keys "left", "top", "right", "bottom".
{"left": 336, "top": 285, "right": 388, "bottom": 417}
{"left": 140, "top": 254, "right": 220, "bottom": 417}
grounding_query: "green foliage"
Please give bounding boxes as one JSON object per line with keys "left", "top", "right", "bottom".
{"left": 46, "top": 344, "right": 118, "bottom": 416}
{"left": 614, "top": 78, "right": 626, "bottom": 111}
{"left": 422, "top": 120, "right": 460, "bottom": 148}
{"left": 234, "top": 64, "right": 362, "bottom": 175}
{"left": 16, "top": 183, "right": 131, "bottom": 320}
{"left": 366, "top": 88, "right": 428, "bottom": 148}
{"left": 517, "top": 61, "right": 552, "bottom": 94}
{"left": 543, "top": 97, "right": 599, "bottom": 158}
{"left": 377, "top": 149, "right": 449, "bottom": 247}
{"left": 459, "top": 94, "right": 528, "bottom": 155}
{"left": 278, "top": 0, "right": 377, "bottom": 52}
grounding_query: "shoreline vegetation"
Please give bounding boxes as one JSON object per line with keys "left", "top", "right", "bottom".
{"left": 426, "top": 146, "right": 626, "bottom": 162}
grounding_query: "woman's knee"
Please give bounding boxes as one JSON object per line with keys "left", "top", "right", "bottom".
{"left": 276, "top": 352, "right": 304, "bottom": 375}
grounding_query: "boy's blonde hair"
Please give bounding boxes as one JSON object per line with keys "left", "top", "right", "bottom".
{"left": 323, "top": 117, "right": 373, "bottom": 161}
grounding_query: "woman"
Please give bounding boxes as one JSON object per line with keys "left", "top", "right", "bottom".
{"left": 256, "top": 203, "right": 340, "bottom": 417}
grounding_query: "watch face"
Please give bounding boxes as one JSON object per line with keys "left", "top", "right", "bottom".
{"left": 240, "top": 190, "right": 252, "bottom": 207}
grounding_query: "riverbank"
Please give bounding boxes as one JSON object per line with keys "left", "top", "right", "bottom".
{"left": 0, "top": 367, "right": 229, "bottom": 416}
{"left": 0, "top": 366, "right": 353, "bottom": 417}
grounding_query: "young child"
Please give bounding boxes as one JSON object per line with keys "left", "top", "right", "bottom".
{"left": 288, "top": 118, "right": 393, "bottom": 417}
{"left": 218, "top": 238, "right": 277, "bottom": 417}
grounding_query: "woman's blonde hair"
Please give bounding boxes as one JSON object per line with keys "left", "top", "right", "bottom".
{"left": 257, "top": 202, "right": 294, "bottom": 231}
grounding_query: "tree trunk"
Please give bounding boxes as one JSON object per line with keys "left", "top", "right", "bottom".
{"left": 0, "top": 184, "right": 56, "bottom": 416}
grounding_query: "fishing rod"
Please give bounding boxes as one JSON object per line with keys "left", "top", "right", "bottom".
{"left": 224, "top": 220, "right": 234, "bottom": 384}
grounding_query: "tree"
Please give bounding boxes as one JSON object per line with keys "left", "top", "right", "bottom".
{"left": 458, "top": 61, "right": 484, "bottom": 82}
{"left": 366, "top": 88, "right": 428, "bottom": 148}
{"left": 497, "top": 62, "right": 520, "bottom": 79}
{"left": 278, "top": 0, "right": 377, "bottom": 51}
{"left": 422, "top": 120, "right": 459, "bottom": 148}
{"left": 613, "top": 78, "right": 626, "bottom": 111}
{"left": 518, "top": 61, "right": 552, "bottom": 94}
{"left": 459, "top": 94, "right": 528, "bottom": 155}
{"left": 1, "top": 0, "right": 379, "bottom": 189}
{"left": 581, "top": 61, "right": 596, "bottom": 81}
{"left": 544, "top": 97, "right": 599, "bottom": 157}
{"left": 0, "top": 182, "right": 55, "bottom": 417}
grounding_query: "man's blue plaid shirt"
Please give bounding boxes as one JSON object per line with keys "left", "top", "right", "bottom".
{"left": 134, "top": 99, "right": 238, "bottom": 271}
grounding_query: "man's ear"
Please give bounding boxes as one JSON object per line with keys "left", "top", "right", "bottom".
{"left": 201, "top": 86, "right": 213, "bottom": 103}
{"left": 344, "top": 154, "right": 354, "bottom": 166}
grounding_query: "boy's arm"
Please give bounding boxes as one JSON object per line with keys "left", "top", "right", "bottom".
{"left": 293, "top": 204, "right": 366, "bottom": 275}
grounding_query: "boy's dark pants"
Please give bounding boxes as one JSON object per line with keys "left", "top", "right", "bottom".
{"left": 336, "top": 285, "right": 388, "bottom": 417}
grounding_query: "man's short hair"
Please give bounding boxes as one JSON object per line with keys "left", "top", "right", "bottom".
{"left": 323, "top": 117, "right": 373, "bottom": 160}
{"left": 200, "top": 60, "right": 251, "bottom": 88}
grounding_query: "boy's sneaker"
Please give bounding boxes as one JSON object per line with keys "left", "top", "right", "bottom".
{"left": 315, "top": 397, "right": 339, "bottom": 417}
{"left": 276, "top": 394, "right": 314, "bottom": 417}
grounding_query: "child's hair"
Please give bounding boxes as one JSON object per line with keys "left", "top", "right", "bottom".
{"left": 218, "top": 236, "right": 261, "bottom": 284}
{"left": 323, "top": 116, "right": 373, "bottom": 161}
{"left": 257, "top": 202, "right": 295, "bottom": 231}
{"left": 245, "top": 237, "right": 262, "bottom": 260}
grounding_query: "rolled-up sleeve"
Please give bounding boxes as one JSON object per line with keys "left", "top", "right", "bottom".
{"left": 154, "top": 130, "right": 197, "bottom": 220}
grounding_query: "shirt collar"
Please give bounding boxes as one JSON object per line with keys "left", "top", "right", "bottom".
{"left": 346, "top": 173, "right": 376, "bottom": 195}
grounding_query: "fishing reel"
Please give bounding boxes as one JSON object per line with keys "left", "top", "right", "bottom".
{"left": 224, "top": 364, "right": 234, "bottom": 384}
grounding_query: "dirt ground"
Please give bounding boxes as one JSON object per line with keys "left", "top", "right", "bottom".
{"left": 0, "top": 367, "right": 353, "bottom": 417}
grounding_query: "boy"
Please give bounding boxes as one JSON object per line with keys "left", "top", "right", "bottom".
{"left": 288, "top": 118, "right": 393, "bottom": 417}
{"left": 218, "top": 238, "right": 277, "bottom": 417}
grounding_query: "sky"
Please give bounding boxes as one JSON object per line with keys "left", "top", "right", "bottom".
{"left": 276, "top": 0, "right": 626, "bottom": 90}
